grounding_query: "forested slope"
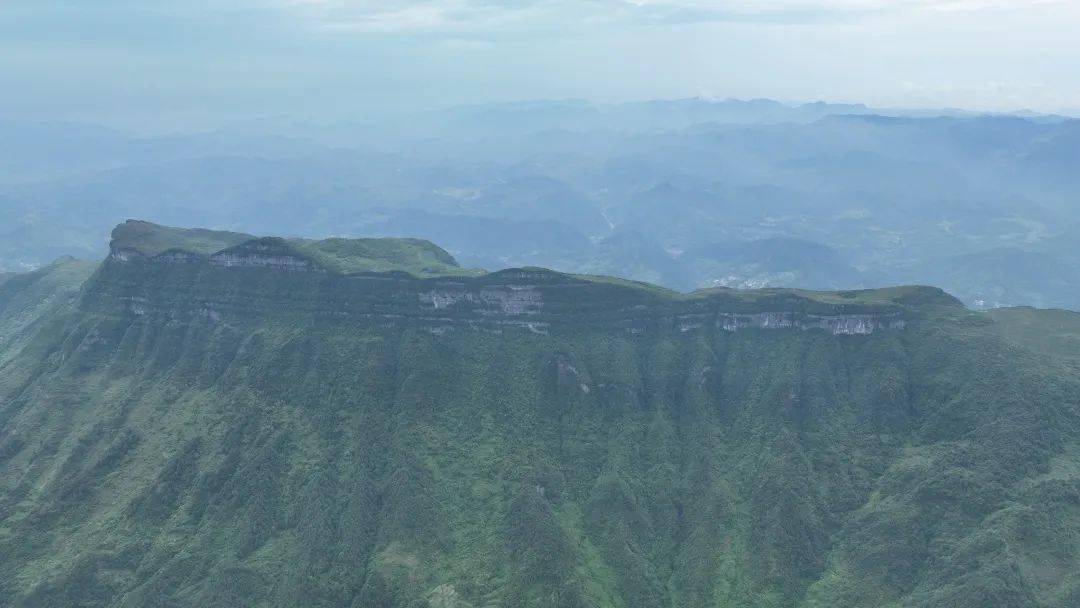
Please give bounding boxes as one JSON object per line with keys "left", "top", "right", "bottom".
{"left": 0, "top": 222, "right": 1078, "bottom": 607}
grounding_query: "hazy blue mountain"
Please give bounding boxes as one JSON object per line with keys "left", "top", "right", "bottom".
{"left": 2, "top": 100, "right": 1078, "bottom": 309}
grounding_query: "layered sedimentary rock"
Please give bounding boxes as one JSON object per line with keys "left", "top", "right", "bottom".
{"left": 96, "top": 235, "right": 936, "bottom": 338}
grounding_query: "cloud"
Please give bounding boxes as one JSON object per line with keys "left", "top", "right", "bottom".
{"left": 279, "top": 0, "right": 1073, "bottom": 32}
{"left": 282, "top": 0, "right": 556, "bottom": 33}
{"left": 11, "top": 0, "right": 1069, "bottom": 37}
{"left": 2, "top": 0, "right": 1077, "bottom": 124}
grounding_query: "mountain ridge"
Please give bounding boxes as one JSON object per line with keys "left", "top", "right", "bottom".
{"left": 109, "top": 220, "right": 962, "bottom": 304}
{"left": 93, "top": 221, "right": 963, "bottom": 337}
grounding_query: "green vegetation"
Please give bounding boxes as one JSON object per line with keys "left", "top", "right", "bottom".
{"left": 1, "top": 224, "right": 1078, "bottom": 607}
{"left": 0, "top": 257, "right": 95, "bottom": 365}
{"left": 987, "top": 307, "right": 1080, "bottom": 368}
{"left": 111, "top": 220, "right": 256, "bottom": 257}
{"left": 294, "top": 237, "right": 477, "bottom": 278}
{"left": 111, "top": 220, "right": 476, "bottom": 279}
{"left": 683, "top": 284, "right": 964, "bottom": 310}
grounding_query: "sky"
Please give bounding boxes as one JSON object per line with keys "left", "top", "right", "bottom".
{"left": 2, "top": 0, "right": 1079, "bottom": 129}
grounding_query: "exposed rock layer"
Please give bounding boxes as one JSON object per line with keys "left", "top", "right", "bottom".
{"left": 95, "top": 247, "right": 924, "bottom": 336}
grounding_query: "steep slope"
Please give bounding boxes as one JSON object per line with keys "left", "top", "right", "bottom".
{"left": 0, "top": 223, "right": 1078, "bottom": 608}
{"left": 0, "top": 257, "right": 95, "bottom": 365}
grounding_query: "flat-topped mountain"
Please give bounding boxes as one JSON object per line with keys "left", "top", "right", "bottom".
{"left": 97, "top": 220, "right": 959, "bottom": 336}
{"left": 0, "top": 222, "right": 1077, "bottom": 608}
{"left": 111, "top": 219, "right": 474, "bottom": 278}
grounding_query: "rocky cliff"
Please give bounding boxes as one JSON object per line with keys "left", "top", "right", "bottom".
{"left": 92, "top": 221, "right": 949, "bottom": 337}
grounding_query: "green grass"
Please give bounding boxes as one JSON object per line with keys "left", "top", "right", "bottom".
{"left": 292, "top": 237, "right": 478, "bottom": 278}
{"left": 110, "top": 219, "right": 477, "bottom": 279}
{"left": 110, "top": 219, "right": 254, "bottom": 256}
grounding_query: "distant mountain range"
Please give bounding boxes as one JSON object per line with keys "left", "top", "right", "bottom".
{"left": 2, "top": 98, "right": 1079, "bottom": 310}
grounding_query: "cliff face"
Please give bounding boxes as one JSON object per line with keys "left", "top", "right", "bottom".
{"left": 92, "top": 233, "right": 929, "bottom": 338}
{"left": 1, "top": 223, "right": 1076, "bottom": 608}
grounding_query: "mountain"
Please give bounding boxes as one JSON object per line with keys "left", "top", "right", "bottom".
{"left": 1, "top": 221, "right": 1079, "bottom": 607}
